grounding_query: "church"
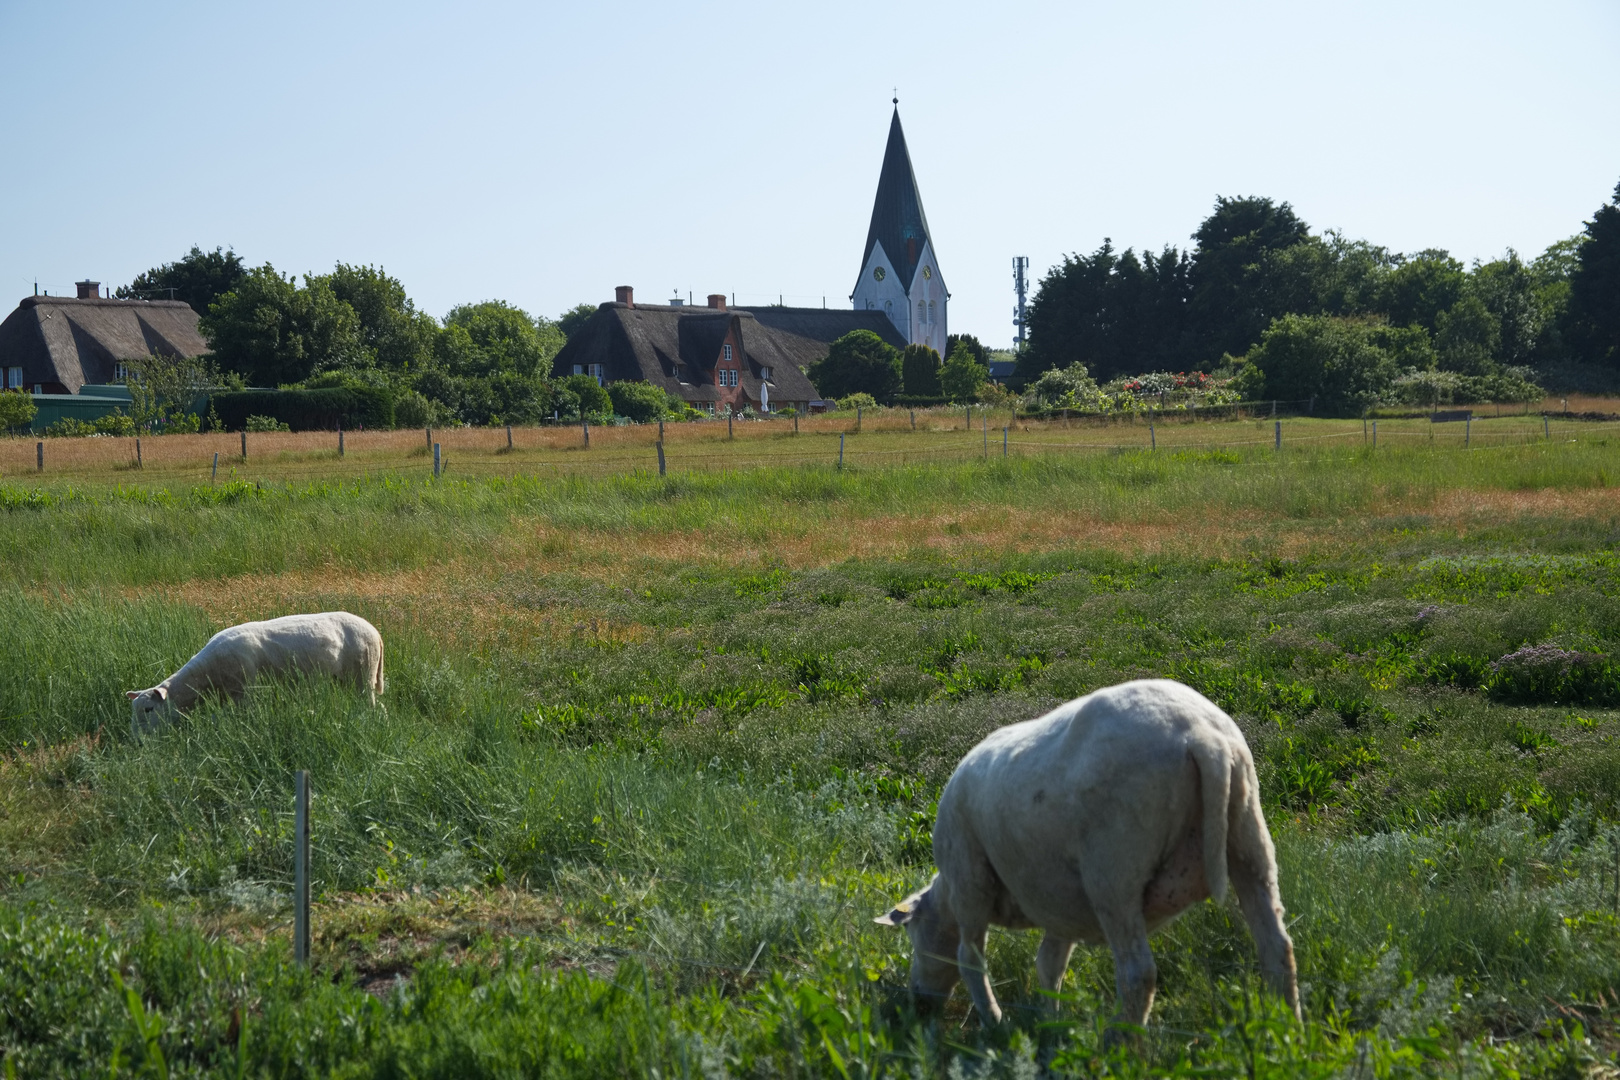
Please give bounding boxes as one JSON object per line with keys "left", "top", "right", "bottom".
{"left": 850, "top": 102, "right": 948, "bottom": 354}
{"left": 552, "top": 105, "right": 945, "bottom": 411}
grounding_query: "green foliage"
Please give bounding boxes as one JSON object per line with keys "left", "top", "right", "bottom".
{"left": 1566, "top": 179, "right": 1620, "bottom": 367}
{"left": 116, "top": 245, "right": 246, "bottom": 315}
{"left": 0, "top": 389, "right": 37, "bottom": 431}
{"left": 43, "top": 412, "right": 136, "bottom": 438}
{"left": 557, "top": 373, "right": 610, "bottom": 420}
{"left": 1025, "top": 361, "right": 1098, "bottom": 407}
{"left": 435, "top": 301, "right": 563, "bottom": 380}
{"left": 939, "top": 341, "right": 990, "bottom": 401}
{"left": 243, "top": 415, "right": 291, "bottom": 432}
{"left": 124, "top": 352, "right": 215, "bottom": 431}
{"left": 1434, "top": 294, "right": 1500, "bottom": 375}
{"left": 202, "top": 265, "right": 365, "bottom": 386}
{"left": 942, "top": 333, "right": 987, "bottom": 368}
{"left": 1374, "top": 249, "right": 1467, "bottom": 333}
{"left": 322, "top": 263, "right": 438, "bottom": 372}
{"left": 899, "top": 344, "right": 941, "bottom": 396}
{"left": 1190, "top": 195, "right": 1313, "bottom": 359}
{"left": 607, "top": 380, "right": 675, "bottom": 423}
{"left": 210, "top": 386, "right": 394, "bottom": 431}
{"left": 807, "top": 330, "right": 902, "bottom": 402}
{"left": 1246, "top": 314, "right": 1396, "bottom": 415}
{"left": 390, "top": 389, "right": 440, "bottom": 429}
{"left": 836, "top": 392, "right": 878, "bottom": 411}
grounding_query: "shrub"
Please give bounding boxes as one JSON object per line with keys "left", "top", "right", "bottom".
{"left": 244, "top": 415, "right": 291, "bottom": 432}
{"left": 1025, "top": 362, "right": 1098, "bottom": 407}
{"left": 836, "top": 392, "right": 878, "bottom": 412}
{"left": 806, "top": 330, "right": 901, "bottom": 401}
{"left": 939, "top": 342, "right": 990, "bottom": 402}
{"left": 0, "top": 388, "right": 37, "bottom": 431}
{"left": 1246, "top": 314, "right": 1397, "bottom": 416}
{"left": 899, "top": 344, "right": 942, "bottom": 396}
{"left": 393, "top": 389, "right": 435, "bottom": 428}
{"left": 43, "top": 411, "right": 138, "bottom": 438}
{"left": 209, "top": 386, "right": 394, "bottom": 431}
{"left": 608, "top": 381, "right": 674, "bottom": 423}
{"left": 558, "top": 374, "right": 610, "bottom": 420}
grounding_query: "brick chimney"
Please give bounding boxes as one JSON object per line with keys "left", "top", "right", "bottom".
{"left": 707, "top": 294, "right": 726, "bottom": 311}
{"left": 614, "top": 285, "right": 634, "bottom": 307}
{"left": 75, "top": 280, "right": 100, "bottom": 299}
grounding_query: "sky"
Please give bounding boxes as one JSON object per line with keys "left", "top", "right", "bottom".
{"left": 2, "top": 1, "right": 1617, "bottom": 348}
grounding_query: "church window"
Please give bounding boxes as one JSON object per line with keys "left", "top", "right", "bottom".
{"left": 928, "top": 300, "right": 936, "bottom": 323}
{"left": 918, "top": 300, "right": 926, "bottom": 325}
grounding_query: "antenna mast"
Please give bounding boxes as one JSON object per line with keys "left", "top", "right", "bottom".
{"left": 1011, "top": 256, "right": 1030, "bottom": 349}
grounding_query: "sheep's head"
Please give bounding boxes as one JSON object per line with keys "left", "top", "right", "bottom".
{"left": 873, "top": 876, "right": 960, "bottom": 1004}
{"left": 126, "top": 685, "right": 170, "bottom": 734}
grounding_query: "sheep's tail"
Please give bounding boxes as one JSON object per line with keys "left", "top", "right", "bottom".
{"left": 1189, "top": 736, "right": 1233, "bottom": 904}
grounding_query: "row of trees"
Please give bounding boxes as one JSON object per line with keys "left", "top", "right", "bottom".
{"left": 122, "top": 248, "right": 603, "bottom": 426}
{"left": 806, "top": 332, "right": 998, "bottom": 404}
{"left": 1020, "top": 180, "right": 1620, "bottom": 413}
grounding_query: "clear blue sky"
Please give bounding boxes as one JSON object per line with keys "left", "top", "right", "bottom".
{"left": 3, "top": 1, "right": 1617, "bottom": 348}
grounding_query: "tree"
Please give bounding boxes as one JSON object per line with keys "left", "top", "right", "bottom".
{"left": 558, "top": 373, "right": 610, "bottom": 419}
{"left": 806, "top": 330, "right": 901, "bottom": 401}
{"left": 1566, "top": 180, "right": 1620, "bottom": 367}
{"left": 0, "top": 389, "right": 37, "bottom": 432}
{"left": 558, "top": 303, "right": 599, "bottom": 340}
{"left": 1189, "top": 196, "right": 1312, "bottom": 360}
{"left": 201, "top": 266, "right": 364, "bottom": 386}
{"left": 1469, "top": 253, "right": 1543, "bottom": 367}
{"left": 118, "top": 245, "right": 247, "bottom": 315}
{"left": 322, "top": 263, "right": 438, "bottom": 372}
{"left": 125, "top": 352, "right": 217, "bottom": 431}
{"left": 940, "top": 342, "right": 990, "bottom": 402}
{"left": 436, "top": 301, "right": 563, "bottom": 379}
{"left": 1372, "top": 250, "right": 1467, "bottom": 334}
{"left": 900, "top": 344, "right": 942, "bottom": 396}
{"left": 1244, "top": 314, "right": 1396, "bottom": 416}
{"left": 944, "top": 334, "right": 988, "bottom": 368}
{"left": 1434, "top": 295, "right": 1499, "bottom": 375}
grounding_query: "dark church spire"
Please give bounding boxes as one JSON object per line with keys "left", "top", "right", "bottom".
{"left": 859, "top": 107, "right": 934, "bottom": 298}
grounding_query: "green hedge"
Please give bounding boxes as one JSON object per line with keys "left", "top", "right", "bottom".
{"left": 209, "top": 387, "right": 395, "bottom": 431}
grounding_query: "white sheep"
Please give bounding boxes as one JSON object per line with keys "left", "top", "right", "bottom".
{"left": 875, "top": 678, "right": 1299, "bottom": 1029}
{"left": 127, "top": 612, "right": 385, "bottom": 733}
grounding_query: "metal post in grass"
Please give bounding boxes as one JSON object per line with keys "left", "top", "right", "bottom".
{"left": 36, "top": 441, "right": 43, "bottom": 472}
{"left": 433, "top": 443, "right": 441, "bottom": 478}
{"left": 1274, "top": 421, "right": 1281, "bottom": 451}
{"left": 135, "top": 438, "right": 142, "bottom": 469}
{"left": 294, "top": 770, "right": 310, "bottom": 965}
{"left": 837, "top": 432, "right": 844, "bottom": 469}
{"left": 212, "top": 452, "right": 219, "bottom": 482}
{"left": 657, "top": 440, "right": 666, "bottom": 477}
{"left": 1544, "top": 415, "right": 1550, "bottom": 440}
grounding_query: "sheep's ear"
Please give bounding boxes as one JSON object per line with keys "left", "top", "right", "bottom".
{"left": 125, "top": 690, "right": 140, "bottom": 700}
{"left": 152, "top": 686, "right": 168, "bottom": 701}
{"left": 873, "top": 900, "right": 916, "bottom": 927}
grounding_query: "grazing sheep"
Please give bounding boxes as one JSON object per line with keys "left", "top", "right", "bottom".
{"left": 127, "top": 612, "right": 384, "bottom": 733}
{"left": 875, "top": 678, "right": 1299, "bottom": 1030}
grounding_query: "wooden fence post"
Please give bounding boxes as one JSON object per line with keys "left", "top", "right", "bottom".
{"left": 135, "top": 438, "right": 142, "bottom": 469}
{"left": 910, "top": 409, "right": 916, "bottom": 430}
{"left": 1372, "top": 421, "right": 1377, "bottom": 449}
{"left": 1274, "top": 421, "right": 1281, "bottom": 451}
{"left": 506, "top": 425, "right": 513, "bottom": 450}
{"left": 294, "top": 770, "right": 310, "bottom": 965}
{"left": 212, "top": 452, "right": 219, "bottom": 482}
{"left": 582, "top": 417, "right": 589, "bottom": 448}
{"left": 838, "top": 433, "right": 844, "bottom": 469}
{"left": 728, "top": 412, "right": 734, "bottom": 440}
{"left": 856, "top": 405, "right": 862, "bottom": 432}
{"left": 36, "top": 441, "right": 43, "bottom": 472}
{"left": 241, "top": 430, "right": 247, "bottom": 459}
{"left": 657, "top": 440, "right": 666, "bottom": 477}
{"left": 338, "top": 426, "right": 344, "bottom": 457}
{"left": 433, "top": 443, "right": 441, "bottom": 477}
{"left": 1002, "top": 427, "right": 1008, "bottom": 458}
{"left": 1150, "top": 423, "right": 1156, "bottom": 450}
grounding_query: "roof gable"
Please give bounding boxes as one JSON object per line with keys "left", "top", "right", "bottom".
{"left": 860, "top": 108, "right": 934, "bottom": 297}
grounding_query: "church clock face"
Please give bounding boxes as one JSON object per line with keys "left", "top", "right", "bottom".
{"left": 873, "top": 266, "right": 886, "bottom": 281}
{"left": 922, "top": 265, "right": 933, "bottom": 280}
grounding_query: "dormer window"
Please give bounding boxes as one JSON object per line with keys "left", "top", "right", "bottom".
{"left": 723, "top": 344, "right": 733, "bottom": 361}
{"left": 113, "top": 362, "right": 129, "bottom": 382}
{"left": 759, "top": 366, "right": 772, "bottom": 381}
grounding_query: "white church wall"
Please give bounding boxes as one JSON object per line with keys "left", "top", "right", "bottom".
{"left": 907, "top": 240, "right": 947, "bottom": 355}
{"left": 851, "top": 240, "right": 911, "bottom": 342}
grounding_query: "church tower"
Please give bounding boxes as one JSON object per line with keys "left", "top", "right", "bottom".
{"left": 851, "top": 104, "right": 946, "bottom": 354}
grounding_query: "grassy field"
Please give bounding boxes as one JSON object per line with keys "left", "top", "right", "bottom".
{"left": 3, "top": 416, "right": 1620, "bottom": 1077}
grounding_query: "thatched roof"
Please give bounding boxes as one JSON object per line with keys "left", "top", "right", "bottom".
{"left": 552, "top": 302, "right": 903, "bottom": 406}
{"left": 0, "top": 296, "right": 209, "bottom": 393}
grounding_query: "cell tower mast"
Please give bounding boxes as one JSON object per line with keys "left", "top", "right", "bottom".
{"left": 1011, "top": 256, "right": 1030, "bottom": 349}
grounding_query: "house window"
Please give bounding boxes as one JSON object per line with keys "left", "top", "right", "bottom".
{"left": 760, "top": 366, "right": 772, "bottom": 380}
{"left": 587, "top": 363, "right": 604, "bottom": 385}
{"left": 6, "top": 367, "right": 21, "bottom": 389}
{"left": 718, "top": 369, "right": 738, "bottom": 387}
{"left": 723, "top": 344, "right": 732, "bottom": 361}
{"left": 572, "top": 364, "right": 584, "bottom": 375}
{"left": 113, "top": 362, "right": 129, "bottom": 382}
{"left": 675, "top": 364, "right": 690, "bottom": 382}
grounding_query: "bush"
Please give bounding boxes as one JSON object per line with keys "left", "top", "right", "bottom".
{"left": 43, "top": 412, "right": 137, "bottom": 438}
{"left": 244, "top": 415, "right": 291, "bottom": 432}
{"left": 1246, "top": 314, "right": 1397, "bottom": 416}
{"left": 393, "top": 389, "right": 436, "bottom": 428}
{"left": 209, "top": 386, "right": 394, "bottom": 431}
{"left": 939, "top": 342, "right": 990, "bottom": 402}
{"left": 836, "top": 392, "right": 878, "bottom": 412}
{"left": 900, "top": 344, "right": 941, "bottom": 396}
{"left": 806, "top": 330, "right": 901, "bottom": 401}
{"left": 0, "top": 389, "right": 37, "bottom": 432}
{"left": 558, "top": 374, "right": 610, "bottom": 420}
{"left": 607, "top": 381, "right": 674, "bottom": 423}
{"left": 1025, "top": 362, "right": 1098, "bottom": 407}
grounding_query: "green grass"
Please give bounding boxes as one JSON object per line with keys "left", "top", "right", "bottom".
{"left": 3, "top": 439, "right": 1620, "bottom": 1075}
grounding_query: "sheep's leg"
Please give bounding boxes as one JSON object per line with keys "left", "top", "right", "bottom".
{"left": 1231, "top": 860, "right": 1300, "bottom": 1019}
{"left": 956, "top": 922, "right": 1002, "bottom": 1024}
{"left": 1035, "top": 934, "right": 1074, "bottom": 1008}
{"left": 1096, "top": 907, "right": 1157, "bottom": 1034}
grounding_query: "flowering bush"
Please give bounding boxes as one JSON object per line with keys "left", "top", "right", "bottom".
{"left": 1485, "top": 643, "right": 1617, "bottom": 705}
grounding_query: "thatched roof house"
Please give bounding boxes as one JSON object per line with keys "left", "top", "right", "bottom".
{"left": 553, "top": 287, "right": 907, "bottom": 414}
{"left": 0, "top": 281, "right": 210, "bottom": 394}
